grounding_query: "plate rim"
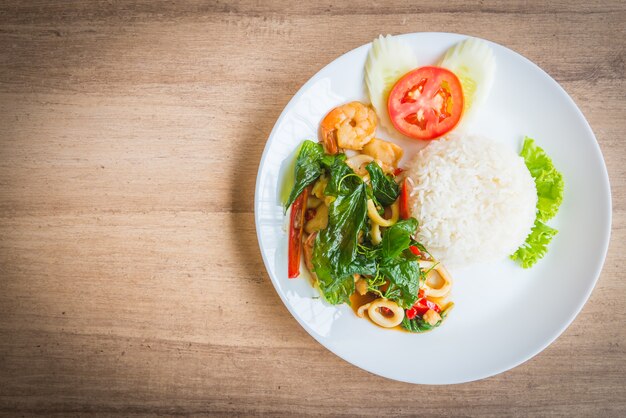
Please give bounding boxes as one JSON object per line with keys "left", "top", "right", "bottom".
{"left": 253, "top": 31, "right": 612, "bottom": 384}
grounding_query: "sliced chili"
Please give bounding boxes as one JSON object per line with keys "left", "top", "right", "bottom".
{"left": 288, "top": 188, "right": 309, "bottom": 278}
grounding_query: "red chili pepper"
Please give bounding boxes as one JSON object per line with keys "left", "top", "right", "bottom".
{"left": 393, "top": 167, "right": 404, "bottom": 176}
{"left": 406, "top": 297, "right": 441, "bottom": 318}
{"left": 405, "top": 307, "right": 418, "bottom": 320}
{"left": 409, "top": 245, "right": 421, "bottom": 256}
{"left": 399, "top": 178, "right": 411, "bottom": 220}
{"left": 425, "top": 299, "right": 441, "bottom": 313}
{"left": 288, "top": 188, "right": 309, "bottom": 278}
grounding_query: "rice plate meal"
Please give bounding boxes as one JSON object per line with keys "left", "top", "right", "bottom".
{"left": 281, "top": 35, "right": 564, "bottom": 333}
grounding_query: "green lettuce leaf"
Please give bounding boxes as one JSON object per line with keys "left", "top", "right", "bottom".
{"left": 284, "top": 140, "right": 325, "bottom": 211}
{"left": 520, "top": 137, "right": 564, "bottom": 222}
{"left": 511, "top": 137, "right": 564, "bottom": 268}
{"left": 511, "top": 220, "right": 558, "bottom": 268}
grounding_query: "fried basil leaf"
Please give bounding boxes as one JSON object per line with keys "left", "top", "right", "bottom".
{"left": 379, "top": 256, "right": 420, "bottom": 308}
{"left": 347, "top": 252, "right": 378, "bottom": 276}
{"left": 284, "top": 140, "right": 325, "bottom": 211}
{"left": 324, "top": 156, "right": 359, "bottom": 197}
{"left": 381, "top": 218, "right": 418, "bottom": 259}
{"left": 312, "top": 173, "right": 368, "bottom": 305}
{"left": 366, "top": 161, "right": 400, "bottom": 206}
{"left": 401, "top": 315, "right": 442, "bottom": 333}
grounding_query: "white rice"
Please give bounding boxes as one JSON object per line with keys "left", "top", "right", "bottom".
{"left": 406, "top": 134, "right": 537, "bottom": 267}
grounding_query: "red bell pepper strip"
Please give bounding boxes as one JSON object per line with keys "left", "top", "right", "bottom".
{"left": 399, "top": 178, "right": 411, "bottom": 220}
{"left": 393, "top": 167, "right": 404, "bottom": 176}
{"left": 288, "top": 188, "right": 309, "bottom": 278}
{"left": 409, "top": 245, "right": 421, "bottom": 256}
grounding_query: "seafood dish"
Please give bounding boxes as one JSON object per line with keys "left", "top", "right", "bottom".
{"left": 282, "top": 35, "right": 564, "bottom": 333}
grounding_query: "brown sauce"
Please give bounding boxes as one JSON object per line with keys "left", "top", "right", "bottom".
{"left": 349, "top": 291, "right": 378, "bottom": 315}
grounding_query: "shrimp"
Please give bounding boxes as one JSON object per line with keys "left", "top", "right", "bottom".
{"left": 320, "top": 101, "right": 377, "bottom": 153}
{"left": 362, "top": 138, "right": 404, "bottom": 172}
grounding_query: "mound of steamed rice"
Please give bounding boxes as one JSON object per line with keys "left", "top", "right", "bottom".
{"left": 406, "top": 135, "right": 537, "bottom": 267}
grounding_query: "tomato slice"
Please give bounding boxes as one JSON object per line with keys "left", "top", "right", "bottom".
{"left": 388, "top": 66, "right": 464, "bottom": 140}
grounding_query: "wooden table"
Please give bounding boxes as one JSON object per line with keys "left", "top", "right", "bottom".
{"left": 1, "top": 1, "right": 625, "bottom": 415}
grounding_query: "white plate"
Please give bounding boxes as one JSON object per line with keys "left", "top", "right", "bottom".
{"left": 254, "top": 32, "right": 611, "bottom": 384}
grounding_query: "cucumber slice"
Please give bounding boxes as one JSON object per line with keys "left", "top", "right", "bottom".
{"left": 439, "top": 38, "right": 496, "bottom": 130}
{"left": 365, "top": 35, "right": 418, "bottom": 137}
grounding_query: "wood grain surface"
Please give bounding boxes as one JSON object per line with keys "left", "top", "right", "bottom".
{"left": 1, "top": 1, "right": 625, "bottom": 416}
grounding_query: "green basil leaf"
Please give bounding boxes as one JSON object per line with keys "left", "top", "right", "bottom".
{"left": 365, "top": 161, "right": 400, "bottom": 207}
{"left": 347, "top": 252, "right": 378, "bottom": 277}
{"left": 381, "top": 218, "right": 418, "bottom": 259}
{"left": 284, "top": 140, "right": 325, "bottom": 211}
{"left": 379, "top": 256, "right": 420, "bottom": 308}
{"left": 324, "top": 156, "right": 359, "bottom": 197}
{"left": 312, "top": 175, "right": 368, "bottom": 305}
{"left": 318, "top": 275, "right": 355, "bottom": 306}
{"left": 320, "top": 153, "right": 344, "bottom": 169}
{"left": 401, "top": 315, "right": 442, "bottom": 333}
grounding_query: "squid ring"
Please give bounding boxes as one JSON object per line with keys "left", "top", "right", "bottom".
{"left": 346, "top": 154, "right": 375, "bottom": 176}
{"left": 366, "top": 298, "right": 404, "bottom": 328}
{"left": 418, "top": 260, "right": 453, "bottom": 298}
{"left": 367, "top": 199, "right": 399, "bottom": 227}
{"left": 370, "top": 222, "right": 382, "bottom": 245}
{"left": 357, "top": 303, "right": 371, "bottom": 318}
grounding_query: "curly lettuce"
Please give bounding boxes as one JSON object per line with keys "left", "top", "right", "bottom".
{"left": 511, "top": 137, "right": 564, "bottom": 268}
{"left": 511, "top": 220, "right": 558, "bottom": 268}
{"left": 520, "top": 137, "right": 564, "bottom": 222}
